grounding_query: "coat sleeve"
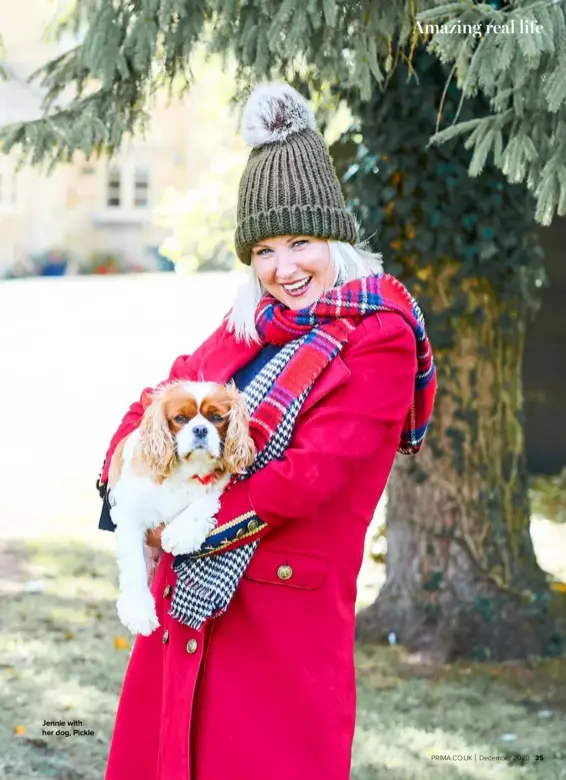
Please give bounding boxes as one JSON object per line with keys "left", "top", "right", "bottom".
{"left": 190, "top": 312, "right": 418, "bottom": 558}
{"left": 97, "top": 322, "right": 227, "bottom": 487}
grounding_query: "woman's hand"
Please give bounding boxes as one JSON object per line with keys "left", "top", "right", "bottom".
{"left": 145, "top": 523, "right": 166, "bottom": 550}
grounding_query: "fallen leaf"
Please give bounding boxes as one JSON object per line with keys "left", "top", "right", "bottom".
{"left": 14, "top": 724, "right": 27, "bottom": 735}
{"left": 114, "top": 635, "right": 130, "bottom": 650}
{"left": 550, "top": 582, "right": 566, "bottom": 593}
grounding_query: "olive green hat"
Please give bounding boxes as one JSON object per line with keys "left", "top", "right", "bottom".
{"left": 234, "top": 82, "right": 358, "bottom": 265}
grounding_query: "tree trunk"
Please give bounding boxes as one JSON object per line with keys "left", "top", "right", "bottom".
{"left": 356, "top": 259, "right": 566, "bottom": 662}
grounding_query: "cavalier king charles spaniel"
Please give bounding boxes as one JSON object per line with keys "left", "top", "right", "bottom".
{"left": 107, "top": 380, "right": 255, "bottom": 636}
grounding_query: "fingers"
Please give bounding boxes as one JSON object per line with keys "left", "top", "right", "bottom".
{"left": 145, "top": 523, "right": 166, "bottom": 550}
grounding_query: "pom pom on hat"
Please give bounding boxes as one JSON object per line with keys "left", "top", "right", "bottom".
{"left": 241, "top": 82, "right": 316, "bottom": 148}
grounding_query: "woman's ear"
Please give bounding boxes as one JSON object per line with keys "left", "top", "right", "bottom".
{"left": 136, "top": 397, "right": 177, "bottom": 479}
{"left": 223, "top": 388, "right": 256, "bottom": 475}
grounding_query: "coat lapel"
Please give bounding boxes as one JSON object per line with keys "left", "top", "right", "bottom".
{"left": 300, "top": 355, "right": 351, "bottom": 416}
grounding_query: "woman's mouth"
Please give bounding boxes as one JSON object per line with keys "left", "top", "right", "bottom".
{"left": 281, "top": 277, "right": 313, "bottom": 297}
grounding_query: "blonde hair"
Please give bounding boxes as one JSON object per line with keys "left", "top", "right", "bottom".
{"left": 226, "top": 240, "right": 384, "bottom": 344}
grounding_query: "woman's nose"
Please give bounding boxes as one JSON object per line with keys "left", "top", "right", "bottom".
{"left": 274, "top": 251, "right": 299, "bottom": 280}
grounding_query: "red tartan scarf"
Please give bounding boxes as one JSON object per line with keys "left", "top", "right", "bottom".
{"left": 253, "top": 272, "right": 437, "bottom": 455}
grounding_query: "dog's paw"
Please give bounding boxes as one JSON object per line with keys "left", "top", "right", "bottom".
{"left": 161, "top": 521, "right": 208, "bottom": 556}
{"left": 195, "top": 495, "right": 221, "bottom": 525}
{"left": 117, "top": 591, "right": 160, "bottom": 636}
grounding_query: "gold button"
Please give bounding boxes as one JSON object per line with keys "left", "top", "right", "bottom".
{"left": 235, "top": 529, "right": 246, "bottom": 539}
{"left": 186, "top": 639, "right": 198, "bottom": 654}
{"left": 247, "top": 519, "right": 259, "bottom": 532}
{"left": 277, "top": 565, "right": 293, "bottom": 581}
{"left": 162, "top": 630, "right": 169, "bottom": 644}
{"left": 163, "top": 584, "right": 172, "bottom": 598}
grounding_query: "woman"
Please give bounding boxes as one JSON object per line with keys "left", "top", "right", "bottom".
{"left": 98, "top": 82, "right": 437, "bottom": 780}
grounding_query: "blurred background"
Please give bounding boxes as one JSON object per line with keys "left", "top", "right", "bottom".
{"left": 1, "top": 0, "right": 566, "bottom": 778}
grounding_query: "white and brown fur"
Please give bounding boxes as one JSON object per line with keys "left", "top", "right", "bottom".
{"left": 108, "top": 380, "right": 255, "bottom": 636}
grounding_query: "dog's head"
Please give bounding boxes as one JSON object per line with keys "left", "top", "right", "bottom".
{"left": 136, "top": 381, "right": 256, "bottom": 480}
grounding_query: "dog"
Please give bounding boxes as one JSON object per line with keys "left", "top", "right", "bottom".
{"left": 107, "top": 380, "right": 256, "bottom": 636}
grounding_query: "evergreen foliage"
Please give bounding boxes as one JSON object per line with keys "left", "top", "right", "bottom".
{"left": 0, "top": 1, "right": 565, "bottom": 223}
{"left": 331, "top": 48, "right": 546, "bottom": 324}
{"left": 417, "top": 0, "right": 566, "bottom": 225}
{"left": 331, "top": 46, "right": 545, "bottom": 468}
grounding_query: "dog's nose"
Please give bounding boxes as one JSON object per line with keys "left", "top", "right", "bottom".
{"left": 193, "top": 426, "right": 208, "bottom": 440}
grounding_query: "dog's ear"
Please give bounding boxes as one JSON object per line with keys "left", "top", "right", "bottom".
{"left": 136, "top": 397, "right": 177, "bottom": 479}
{"left": 223, "top": 388, "right": 256, "bottom": 475}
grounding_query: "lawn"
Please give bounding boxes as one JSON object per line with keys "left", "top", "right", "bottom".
{"left": 1, "top": 533, "right": 565, "bottom": 780}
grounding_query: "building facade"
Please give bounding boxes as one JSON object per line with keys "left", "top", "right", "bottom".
{"left": 0, "top": 0, "right": 241, "bottom": 274}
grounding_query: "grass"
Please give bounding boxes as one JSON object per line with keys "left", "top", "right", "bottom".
{"left": 353, "top": 645, "right": 566, "bottom": 779}
{"left": 0, "top": 540, "right": 127, "bottom": 780}
{"left": 1, "top": 538, "right": 565, "bottom": 779}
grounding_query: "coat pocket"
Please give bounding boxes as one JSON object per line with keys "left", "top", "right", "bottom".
{"left": 242, "top": 546, "right": 327, "bottom": 590}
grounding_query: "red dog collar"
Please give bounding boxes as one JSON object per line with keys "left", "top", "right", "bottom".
{"left": 191, "top": 472, "right": 222, "bottom": 486}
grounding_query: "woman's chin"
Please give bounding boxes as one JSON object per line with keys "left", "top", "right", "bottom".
{"left": 281, "top": 288, "right": 321, "bottom": 310}
{"left": 286, "top": 299, "right": 312, "bottom": 310}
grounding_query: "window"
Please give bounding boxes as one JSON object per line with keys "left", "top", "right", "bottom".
{"left": 106, "top": 167, "right": 121, "bottom": 207}
{"left": 134, "top": 168, "right": 149, "bottom": 208}
{"left": 105, "top": 164, "right": 151, "bottom": 210}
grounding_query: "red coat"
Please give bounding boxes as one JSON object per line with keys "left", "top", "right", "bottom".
{"left": 102, "top": 309, "right": 417, "bottom": 780}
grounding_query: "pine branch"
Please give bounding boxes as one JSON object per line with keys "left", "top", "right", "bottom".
{"left": 2, "top": 0, "right": 566, "bottom": 224}
{"left": 418, "top": 0, "right": 566, "bottom": 224}
{"left": 2, "top": 86, "right": 150, "bottom": 169}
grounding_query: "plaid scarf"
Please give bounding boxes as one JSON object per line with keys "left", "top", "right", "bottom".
{"left": 170, "top": 272, "right": 436, "bottom": 629}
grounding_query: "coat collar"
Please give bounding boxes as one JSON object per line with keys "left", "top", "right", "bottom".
{"left": 198, "top": 325, "right": 351, "bottom": 417}
{"left": 198, "top": 327, "right": 263, "bottom": 383}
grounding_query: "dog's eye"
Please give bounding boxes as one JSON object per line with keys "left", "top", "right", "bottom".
{"left": 174, "top": 415, "right": 189, "bottom": 424}
{"left": 209, "top": 414, "right": 224, "bottom": 424}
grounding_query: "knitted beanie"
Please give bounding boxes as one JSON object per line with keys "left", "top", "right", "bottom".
{"left": 234, "top": 82, "right": 358, "bottom": 265}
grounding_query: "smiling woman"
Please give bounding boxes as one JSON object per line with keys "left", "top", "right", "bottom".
{"left": 98, "top": 81, "right": 437, "bottom": 780}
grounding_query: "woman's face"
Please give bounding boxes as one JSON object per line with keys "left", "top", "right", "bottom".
{"left": 250, "top": 236, "right": 334, "bottom": 309}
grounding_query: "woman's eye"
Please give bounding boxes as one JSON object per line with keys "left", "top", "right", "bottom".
{"left": 174, "top": 415, "right": 188, "bottom": 424}
{"left": 292, "top": 239, "right": 309, "bottom": 248}
{"left": 255, "top": 248, "right": 271, "bottom": 257}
